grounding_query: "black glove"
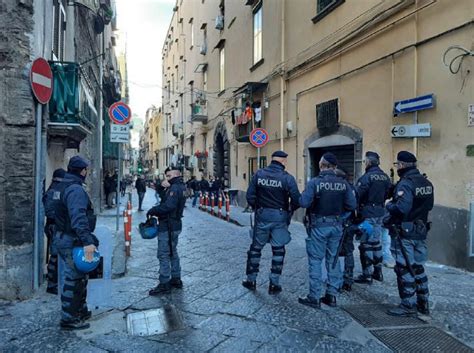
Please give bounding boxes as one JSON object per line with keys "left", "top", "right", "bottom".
{"left": 91, "top": 234, "right": 100, "bottom": 247}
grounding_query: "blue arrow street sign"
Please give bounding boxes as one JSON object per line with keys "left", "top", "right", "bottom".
{"left": 393, "top": 94, "right": 435, "bottom": 115}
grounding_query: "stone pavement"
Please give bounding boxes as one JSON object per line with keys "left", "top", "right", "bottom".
{"left": 1, "top": 189, "right": 473, "bottom": 352}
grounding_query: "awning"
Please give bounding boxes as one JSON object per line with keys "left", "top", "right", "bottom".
{"left": 233, "top": 81, "right": 268, "bottom": 96}
{"left": 308, "top": 135, "right": 354, "bottom": 149}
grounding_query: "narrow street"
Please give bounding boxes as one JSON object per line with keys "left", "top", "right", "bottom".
{"left": 0, "top": 190, "right": 473, "bottom": 352}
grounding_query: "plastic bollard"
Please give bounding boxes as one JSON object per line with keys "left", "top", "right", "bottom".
{"left": 123, "top": 210, "right": 130, "bottom": 256}
{"left": 225, "top": 192, "right": 230, "bottom": 222}
{"left": 210, "top": 194, "right": 215, "bottom": 215}
{"left": 199, "top": 192, "right": 203, "bottom": 210}
{"left": 218, "top": 193, "right": 223, "bottom": 218}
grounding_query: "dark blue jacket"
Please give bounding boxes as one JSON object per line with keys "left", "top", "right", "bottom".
{"left": 148, "top": 176, "right": 186, "bottom": 232}
{"left": 386, "top": 168, "right": 434, "bottom": 224}
{"left": 53, "top": 173, "right": 96, "bottom": 246}
{"left": 356, "top": 166, "right": 391, "bottom": 218}
{"left": 300, "top": 170, "right": 357, "bottom": 218}
{"left": 246, "top": 161, "right": 300, "bottom": 212}
{"left": 42, "top": 180, "right": 62, "bottom": 222}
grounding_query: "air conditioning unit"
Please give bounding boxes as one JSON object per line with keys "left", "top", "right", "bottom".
{"left": 199, "top": 41, "right": 207, "bottom": 55}
{"left": 215, "top": 16, "right": 224, "bottom": 30}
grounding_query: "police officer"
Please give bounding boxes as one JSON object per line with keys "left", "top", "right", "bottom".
{"left": 354, "top": 151, "right": 391, "bottom": 284}
{"left": 147, "top": 167, "right": 186, "bottom": 295}
{"left": 298, "top": 153, "right": 356, "bottom": 308}
{"left": 242, "top": 150, "right": 300, "bottom": 294}
{"left": 53, "top": 156, "right": 98, "bottom": 330}
{"left": 385, "top": 151, "right": 434, "bottom": 316}
{"left": 42, "top": 168, "right": 66, "bottom": 295}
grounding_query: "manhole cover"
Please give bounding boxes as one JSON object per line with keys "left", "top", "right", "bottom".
{"left": 371, "top": 327, "right": 473, "bottom": 353}
{"left": 343, "top": 304, "right": 426, "bottom": 328}
{"left": 126, "top": 305, "right": 184, "bottom": 336}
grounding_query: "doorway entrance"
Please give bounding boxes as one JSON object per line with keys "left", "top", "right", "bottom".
{"left": 213, "top": 121, "right": 230, "bottom": 187}
{"left": 309, "top": 144, "right": 355, "bottom": 181}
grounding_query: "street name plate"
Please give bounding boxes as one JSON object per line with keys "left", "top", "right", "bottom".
{"left": 110, "top": 124, "right": 130, "bottom": 143}
{"left": 391, "top": 123, "right": 431, "bottom": 138}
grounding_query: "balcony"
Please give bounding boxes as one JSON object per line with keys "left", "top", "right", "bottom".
{"left": 48, "top": 62, "right": 95, "bottom": 145}
{"left": 235, "top": 121, "right": 252, "bottom": 143}
{"left": 191, "top": 101, "right": 208, "bottom": 123}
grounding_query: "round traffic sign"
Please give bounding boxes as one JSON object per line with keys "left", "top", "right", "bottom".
{"left": 109, "top": 102, "right": 131, "bottom": 125}
{"left": 250, "top": 128, "right": 269, "bottom": 148}
{"left": 30, "top": 58, "right": 53, "bottom": 104}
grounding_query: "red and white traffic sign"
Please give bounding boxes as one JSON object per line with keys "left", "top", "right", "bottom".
{"left": 250, "top": 128, "right": 269, "bottom": 148}
{"left": 108, "top": 102, "right": 132, "bottom": 125}
{"left": 30, "top": 58, "right": 53, "bottom": 104}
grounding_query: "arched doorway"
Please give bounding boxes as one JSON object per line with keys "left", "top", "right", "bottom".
{"left": 304, "top": 124, "right": 363, "bottom": 183}
{"left": 213, "top": 121, "right": 230, "bottom": 187}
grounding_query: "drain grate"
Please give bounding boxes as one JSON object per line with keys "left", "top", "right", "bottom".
{"left": 343, "top": 304, "right": 426, "bottom": 328}
{"left": 126, "top": 304, "right": 184, "bottom": 336}
{"left": 371, "top": 327, "right": 473, "bottom": 353}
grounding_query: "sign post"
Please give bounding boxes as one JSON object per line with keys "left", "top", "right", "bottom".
{"left": 393, "top": 94, "right": 435, "bottom": 115}
{"left": 250, "top": 128, "right": 269, "bottom": 170}
{"left": 391, "top": 123, "right": 432, "bottom": 138}
{"left": 30, "top": 58, "right": 53, "bottom": 290}
{"left": 108, "top": 102, "right": 131, "bottom": 231}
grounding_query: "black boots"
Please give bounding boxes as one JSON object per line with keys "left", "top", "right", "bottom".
{"left": 170, "top": 278, "right": 183, "bottom": 289}
{"left": 417, "top": 300, "right": 430, "bottom": 315}
{"left": 242, "top": 280, "right": 257, "bottom": 291}
{"left": 321, "top": 294, "right": 337, "bottom": 307}
{"left": 341, "top": 282, "right": 352, "bottom": 292}
{"left": 372, "top": 268, "right": 384, "bottom": 282}
{"left": 149, "top": 282, "right": 171, "bottom": 296}
{"left": 268, "top": 283, "right": 282, "bottom": 295}
{"left": 354, "top": 274, "right": 373, "bottom": 285}
{"left": 387, "top": 304, "right": 417, "bottom": 317}
{"left": 298, "top": 296, "right": 321, "bottom": 309}
{"left": 60, "top": 318, "right": 90, "bottom": 330}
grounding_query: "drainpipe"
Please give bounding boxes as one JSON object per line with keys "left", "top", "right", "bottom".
{"left": 279, "top": 0, "right": 285, "bottom": 150}
{"left": 413, "top": 0, "right": 419, "bottom": 155}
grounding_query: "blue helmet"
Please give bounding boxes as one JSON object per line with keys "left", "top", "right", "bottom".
{"left": 139, "top": 217, "right": 158, "bottom": 239}
{"left": 72, "top": 247, "right": 101, "bottom": 273}
{"left": 358, "top": 220, "right": 374, "bottom": 236}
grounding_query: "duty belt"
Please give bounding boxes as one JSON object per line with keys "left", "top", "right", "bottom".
{"left": 310, "top": 215, "right": 342, "bottom": 224}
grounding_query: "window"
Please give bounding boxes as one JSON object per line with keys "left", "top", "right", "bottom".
{"left": 219, "top": 47, "right": 225, "bottom": 92}
{"left": 313, "top": 0, "right": 345, "bottom": 23}
{"left": 190, "top": 18, "right": 194, "bottom": 48}
{"left": 253, "top": 5, "right": 262, "bottom": 64}
{"left": 316, "top": 98, "right": 339, "bottom": 136}
{"left": 203, "top": 67, "right": 208, "bottom": 92}
{"left": 52, "top": 0, "right": 66, "bottom": 60}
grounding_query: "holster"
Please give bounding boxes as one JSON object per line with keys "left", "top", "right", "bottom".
{"left": 400, "top": 220, "right": 428, "bottom": 240}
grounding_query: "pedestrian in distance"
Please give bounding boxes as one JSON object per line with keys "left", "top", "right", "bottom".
{"left": 354, "top": 151, "right": 392, "bottom": 285}
{"left": 191, "top": 176, "right": 202, "bottom": 207}
{"left": 104, "top": 171, "right": 113, "bottom": 208}
{"left": 242, "top": 150, "right": 301, "bottom": 295}
{"left": 298, "top": 152, "right": 356, "bottom": 309}
{"left": 135, "top": 174, "right": 147, "bottom": 211}
{"left": 384, "top": 151, "right": 434, "bottom": 317}
{"left": 52, "top": 156, "right": 98, "bottom": 330}
{"left": 147, "top": 167, "right": 186, "bottom": 295}
{"left": 42, "top": 168, "right": 66, "bottom": 295}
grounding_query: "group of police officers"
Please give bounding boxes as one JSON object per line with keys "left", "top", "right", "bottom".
{"left": 43, "top": 147, "right": 433, "bottom": 331}
{"left": 242, "top": 149, "right": 434, "bottom": 317}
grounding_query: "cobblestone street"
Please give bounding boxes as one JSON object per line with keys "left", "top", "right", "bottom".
{"left": 1, "top": 190, "right": 473, "bottom": 352}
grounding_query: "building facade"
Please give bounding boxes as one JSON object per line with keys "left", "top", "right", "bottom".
{"left": 162, "top": 0, "right": 474, "bottom": 270}
{"left": 0, "top": 0, "right": 121, "bottom": 299}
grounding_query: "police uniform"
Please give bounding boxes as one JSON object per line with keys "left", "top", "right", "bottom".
{"left": 42, "top": 168, "right": 66, "bottom": 295}
{"left": 354, "top": 151, "right": 391, "bottom": 284}
{"left": 298, "top": 153, "right": 357, "bottom": 308}
{"left": 53, "top": 156, "right": 97, "bottom": 330}
{"left": 385, "top": 151, "right": 434, "bottom": 316}
{"left": 147, "top": 173, "right": 186, "bottom": 295}
{"left": 242, "top": 151, "right": 300, "bottom": 294}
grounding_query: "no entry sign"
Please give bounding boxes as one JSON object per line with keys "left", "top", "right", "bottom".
{"left": 250, "top": 128, "right": 269, "bottom": 148}
{"left": 109, "top": 102, "right": 131, "bottom": 125}
{"left": 30, "top": 58, "right": 53, "bottom": 104}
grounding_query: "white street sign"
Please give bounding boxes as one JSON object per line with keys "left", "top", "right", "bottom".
{"left": 468, "top": 104, "right": 474, "bottom": 127}
{"left": 111, "top": 124, "right": 130, "bottom": 143}
{"left": 391, "top": 123, "right": 431, "bottom": 138}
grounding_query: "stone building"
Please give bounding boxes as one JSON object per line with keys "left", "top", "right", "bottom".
{"left": 0, "top": 0, "right": 121, "bottom": 299}
{"left": 162, "top": 0, "right": 474, "bottom": 270}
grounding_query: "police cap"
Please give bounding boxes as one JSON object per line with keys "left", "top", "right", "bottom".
{"left": 397, "top": 151, "right": 417, "bottom": 163}
{"left": 365, "top": 151, "right": 380, "bottom": 160}
{"left": 52, "top": 168, "right": 66, "bottom": 179}
{"left": 322, "top": 152, "right": 338, "bottom": 166}
{"left": 68, "top": 156, "right": 89, "bottom": 170}
{"left": 272, "top": 150, "right": 288, "bottom": 158}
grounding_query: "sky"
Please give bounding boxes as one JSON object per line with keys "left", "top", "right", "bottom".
{"left": 115, "top": 0, "right": 175, "bottom": 146}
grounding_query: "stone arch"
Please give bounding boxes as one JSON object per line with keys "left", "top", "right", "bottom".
{"left": 213, "top": 121, "right": 231, "bottom": 187}
{"left": 304, "top": 124, "right": 363, "bottom": 183}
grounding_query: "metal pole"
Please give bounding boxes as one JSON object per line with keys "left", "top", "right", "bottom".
{"left": 116, "top": 145, "right": 121, "bottom": 231}
{"left": 257, "top": 147, "right": 261, "bottom": 170}
{"left": 33, "top": 103, "right": 42, "bottom": 290}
